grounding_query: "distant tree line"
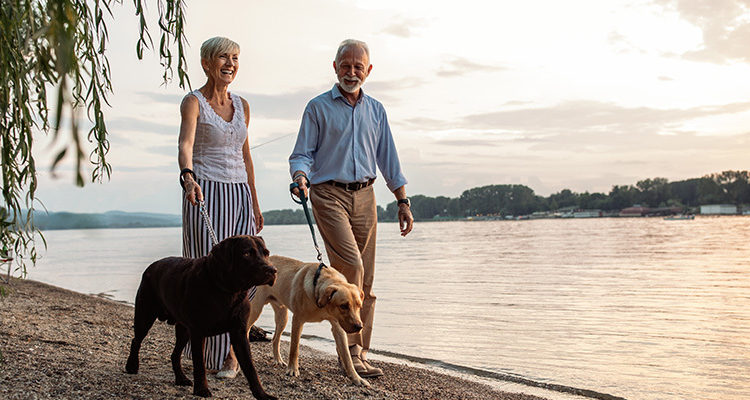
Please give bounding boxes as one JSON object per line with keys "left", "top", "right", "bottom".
{"left": 262, "top": 209, "right": 312, "bottom": 225}
{"left": 31, "top": 211, "right": 181, "bottom": 230}
{"left": 263, "top": 171, "right": 750, "bottom": 224}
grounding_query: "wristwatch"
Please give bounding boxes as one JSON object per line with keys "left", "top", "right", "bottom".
{"left": 397, "top": 198, "right": 410, "bottom": 207}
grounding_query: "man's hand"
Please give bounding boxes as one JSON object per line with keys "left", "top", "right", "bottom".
{"left": 398, "top": 203, "right": 413, "bottom": 236}
{"left": 291, "top": 173, "right": 309, "bottom": 200}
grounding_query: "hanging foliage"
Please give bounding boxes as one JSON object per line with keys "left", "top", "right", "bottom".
{"left": 0, "top": 0, "right": 190, "bottom": 281}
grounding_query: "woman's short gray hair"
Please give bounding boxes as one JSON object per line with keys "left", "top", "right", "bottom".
{"left": 200, "top": 37, "right": 240, "bottom": 61}
{"left": 335, "top": 39, "right": 370, "bottom": 63}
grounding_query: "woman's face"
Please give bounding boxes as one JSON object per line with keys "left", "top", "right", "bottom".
{"left": 203, "top": 50, "right": 240, "bottom": 85}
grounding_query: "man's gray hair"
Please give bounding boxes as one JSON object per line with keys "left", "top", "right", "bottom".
{"left": 335, "top": 39, "right": 370, "bottom": 63}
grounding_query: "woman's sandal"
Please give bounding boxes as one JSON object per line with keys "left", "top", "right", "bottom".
{"left": 216, "top": 367, "right": 238, "bottom": 379}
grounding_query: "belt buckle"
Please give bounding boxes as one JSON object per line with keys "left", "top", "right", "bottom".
{"left": 346, "top": 182, "right": 358, "bottom": 191}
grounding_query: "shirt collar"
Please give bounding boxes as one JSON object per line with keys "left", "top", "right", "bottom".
{"left": 331, "top": 84, "right": 365, "bottom": 104}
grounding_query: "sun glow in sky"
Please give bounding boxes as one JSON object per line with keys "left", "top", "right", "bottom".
{"left": 34, "top": 0, "right": 750, "bottom": 214}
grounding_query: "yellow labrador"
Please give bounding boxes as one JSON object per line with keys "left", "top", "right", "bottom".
{"left": 247, "top": 255, "right": 369, "bottom": 386}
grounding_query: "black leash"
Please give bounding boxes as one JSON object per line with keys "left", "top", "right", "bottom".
{"left": 289, "top": 181, "right": 323, "bottom": 263}
{"left": 290, "top": 181, "right": 328, "bottom": 304}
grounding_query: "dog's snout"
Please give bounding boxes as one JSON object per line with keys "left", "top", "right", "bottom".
{"left": 353, "top": 323, "right": 362, "bottom": 333}
{"left": 264, "top": 264, "right": 278, "bottom": 287}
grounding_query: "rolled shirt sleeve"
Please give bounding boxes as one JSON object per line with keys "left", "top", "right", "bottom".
{"left": 288, "top": 104, "right": 318, "bottom": 178}
{"left": 375, "top": 106, "right": 407, "bottom": 192}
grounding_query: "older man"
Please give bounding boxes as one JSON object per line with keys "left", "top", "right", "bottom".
{"left": 289, "top": 39, "right": 413, "bottom": 378}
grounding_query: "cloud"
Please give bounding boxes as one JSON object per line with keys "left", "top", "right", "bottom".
{"left": 107, "top": 117, "right": 178, "bottom": 136}
{"left": 402, "top": 116, "right": 451, "bottom": 130}
{"left": 607, "top": 31, "right": 647, "bottom": 55}
{"left": 236, "top": 88, "right": 323, "bottom": 120}
{"left": 365, "top": 77, "right": 428, "bottom": 102}
{"left": 401, "top": 100, "right": 750, "bottom": 163}
{"left": 437, "top": 57, "right": 507, "bottom": 77}
{"left": 655, "top": 0, "right": 750, "bottom": 63}
{"left": 432, "top": 138, "right": 502, "bottom": 147}
{"left": 136, "top": 78, "right": 428, "bottom": 120}
{"left": 400, "top": 128, "right": 750, "bottom": 199}
{"left": 137, "top": 88, "right": 324, "bottom": 121}
{"left": 381, "top": 17, "right": 427, "bottom": 38}
{"left": 457, "top": 100, "right": 750, "bottom": 133}
{"left": 382, "top": 23, "right": 414, "bottom": 38}
{"left": 135, "top": 91, "right": 183, "bottom": 104}
{"left": 143, "top": 145, "right": 178, "bottom": 159}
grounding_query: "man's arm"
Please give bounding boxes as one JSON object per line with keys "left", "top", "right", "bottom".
{"left": 374, "top": 105, "right": 412, "bottom": 235}
{"left": 289, "top": 106, "right": 318, "bottom": 199}
{"left": 375, "top": 107, "right": 407, "bottom": 192}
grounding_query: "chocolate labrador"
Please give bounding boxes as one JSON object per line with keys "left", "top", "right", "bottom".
{"left": 125, "top": 235, "right": 277, "bottom": 399}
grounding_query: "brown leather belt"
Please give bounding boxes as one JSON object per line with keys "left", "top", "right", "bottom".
{"left": 326, "top": 178, "right": 375, "bottom": 191}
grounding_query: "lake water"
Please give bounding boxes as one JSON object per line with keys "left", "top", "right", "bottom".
{"left": 19, "top": 217, "right": 750, "bottom": 400}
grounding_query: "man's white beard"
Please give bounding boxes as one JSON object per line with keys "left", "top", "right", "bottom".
{"left": 338, "top": 76, "right": 362, "bottom": 93}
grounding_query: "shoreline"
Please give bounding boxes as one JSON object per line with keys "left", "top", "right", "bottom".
{"left": 33, "top": 213, "right": 750, "bottom": 232}
{"left": 0, "top": 278, "right": 552, "bottom": 400}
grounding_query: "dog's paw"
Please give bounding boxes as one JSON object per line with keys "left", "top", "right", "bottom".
{"left": 193, "top": 387, "right": 212, "bottom": 397}
{"left": 285, "top": 367, "right": 300, "bottom": 377}
{"left": 125, "top": 357, "right": 138, "bottom": 374}
{"left": 352, "top": 376, "right": 371, "bottom": 387}
{"left": 273, "top": 358, "right": 287, "bottom": 368}
{"left": 175, "top": 376, "right": 192, "bottom": 386}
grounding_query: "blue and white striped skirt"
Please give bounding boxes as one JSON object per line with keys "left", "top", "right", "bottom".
{"left": 181, "top": 178, "right": 257, "bottom": 370}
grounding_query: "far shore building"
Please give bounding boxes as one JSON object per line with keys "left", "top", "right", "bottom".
{"left": 573, "top": 209, "right": 602, "bottom": 218}
{"left": 620, "top": 205, "right": 682, "bottom": 217}
{"left": 620, "top": 205, "right": 649, "bottom": 217}
{"left": 700, "top": 204, "right": 737, "bottom": 215}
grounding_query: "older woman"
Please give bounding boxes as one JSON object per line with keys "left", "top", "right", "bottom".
{"left": 177, "top": 37, "right": 263, "bottom": 378}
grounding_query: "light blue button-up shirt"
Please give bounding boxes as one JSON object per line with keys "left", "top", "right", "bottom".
{"left": 289, "top": 85, "right": 407, "bottom": 192}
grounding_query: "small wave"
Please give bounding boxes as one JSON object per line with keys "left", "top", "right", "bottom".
{"left": 287, "top": 330, "right": 626, "bottom": 400}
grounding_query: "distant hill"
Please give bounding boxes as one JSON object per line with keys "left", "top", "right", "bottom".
{"left": 33, "top": 210, "right": 181, "bottom": 230}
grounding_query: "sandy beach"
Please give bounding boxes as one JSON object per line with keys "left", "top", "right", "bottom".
{"left": 0, "top": 279, "right": 549, "bottom": 400}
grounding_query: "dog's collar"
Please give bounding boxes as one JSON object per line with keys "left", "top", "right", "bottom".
{"left": 312, "top": 262, "right": 327, "bottom": 296}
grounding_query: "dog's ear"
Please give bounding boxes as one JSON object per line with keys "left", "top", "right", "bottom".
{"left": 252, "top": 236, "right": 270, "bottom": 258}
{"left": 316, "top": 285, "right": 337, "bottom": 308}
{"left": 209, "top": 237, "right": 228, "bottom": 263}
{"left": 209, "top": 235, "right": 242, "bottom": 267}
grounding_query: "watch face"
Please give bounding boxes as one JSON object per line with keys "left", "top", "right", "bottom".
{"left": 398, "top": 198, "right": 410, "bottom": 206}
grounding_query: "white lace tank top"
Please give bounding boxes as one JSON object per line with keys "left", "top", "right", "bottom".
{"left": 188, "top": 90, "right": 248, "bottom": 183}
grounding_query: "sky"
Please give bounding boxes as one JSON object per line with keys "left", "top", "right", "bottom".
{"left": 33, "top": 0, "right": 750, "bottom": 215}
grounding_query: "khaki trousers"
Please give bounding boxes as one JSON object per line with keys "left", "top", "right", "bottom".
{"left": 311, "top": 183, "right": 377, "bottom": 358}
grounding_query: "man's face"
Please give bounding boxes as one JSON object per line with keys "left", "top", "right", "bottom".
{"left": 334, "top": 46, "right": 372, "bottom": 94}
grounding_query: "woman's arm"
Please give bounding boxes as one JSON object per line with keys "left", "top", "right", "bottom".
{"left": 241, "top": 97, "right": 263, "bottom": 232}
{"left": 178, "top": 95, "right": 203, "bottom": 205}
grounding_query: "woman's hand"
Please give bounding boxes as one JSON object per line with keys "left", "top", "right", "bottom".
{"left": 254, "top": 206, "right": 264, "bottom": 233}
{"left": 184, "top": 177, "right": 204, "bottom": 206}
